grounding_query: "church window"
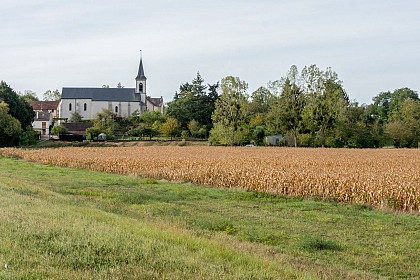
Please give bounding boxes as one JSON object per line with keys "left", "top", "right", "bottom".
{"left": 84, "top": 103, "right": 87, "bottom": 111}
{"left": 69, "top": 103, "right": 72, "bottom": 111}
{"left": 139, "top": 83, "right": 143, "bottom": 92}
{"left": 115, "top": 106, "right": 118, "bottom": 113}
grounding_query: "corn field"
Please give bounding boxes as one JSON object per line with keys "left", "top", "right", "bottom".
{"left": 1, "top": 147, "right": 419, "bottom": 212}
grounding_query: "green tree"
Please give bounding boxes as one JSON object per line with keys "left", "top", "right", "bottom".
{"left": 86, "top": 109, "right": 117, "bottom": 140}
{"left": 252, "top": 126, "right": 266, "bottom": 146}
{"left": 0, "top": 102, "right": 22, "bottom": 147}
{"left": 20, "top": 125, "right": 39, "bottom": 146}
{"left": 385, "top": 99, "right": 420, "bottom": 147}
{"left": 160, "top": 117, "right": 180, "bottom": 140}
{"left": 342, "top": 102, "right": 378, "bottom": 148}
{"left": 43, "top": 89, "right": 61, "bottom": 101}
{"left": 370, "top": 88, "right": 419, "bottom": 146}
{"left": 267, "top": 76, "right": 305, "bottom": 147}
{"left": 247, "top": 86, "right": 274, "bottom": 116}
{"left": 166, "top": 72, "right": 219, "bottom": 130}
{"left": 69, "top": 112, "right": 83, "bottom": 122}
{"left": 51, "top": 125, "right": 68, "bottom": 136}
{"left": 302, "top": 66, "right": 348, "bottom": 147}
{"left": 210, "top": 76, "right": 249, "bottom": 145}
{"left": 188, "top": 119, "right": 200, "bottom": 138}
{"left": 19, "top": 90, "right": 39, "bottom": 102}
{"left": 0, "top": 81, "right": 35, "bottom": 130}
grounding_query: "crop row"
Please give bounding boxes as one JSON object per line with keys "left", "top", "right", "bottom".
{"left": 1, "top": 147, "right": 418, "bottom": 212}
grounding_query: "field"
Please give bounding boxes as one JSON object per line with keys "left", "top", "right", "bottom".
{"left": 0, "top": 156, "right": 419, "bottom": 279}
{"left": 1, "top": 146, "right": 419, "bottom": 212}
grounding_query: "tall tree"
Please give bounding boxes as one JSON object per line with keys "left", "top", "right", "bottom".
{"left": 160, "top": 117, "right": 180, "bottom": 140}
{"left": 385, "top": 98, "right": 420, "bottom": 147}
{"left": 0, "top": 102, "right": 22, "bottom": 147}
{"left": 210, "top": 76, "right": 249, "bottom": 145}
{"left": 43, "top": 89, "right": 61, "bottom": 101}
{"left": 302, "top": 66, "right": 348, "bottom": 147}
{"left": 267, "top": 78, "right": 305, "bottom": 147}
{"left": 19, "top": 90, "right": 39, "bottom": 102}
{"left": 0, "top": 81, "right": 35, "bottom": 130}
{"left": 166, "top": 72, "right": 219, "bottom": 130}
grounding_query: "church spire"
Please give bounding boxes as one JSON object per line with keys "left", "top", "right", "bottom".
{"left": 136, "top": 51, "right": 146, "bottom": 80}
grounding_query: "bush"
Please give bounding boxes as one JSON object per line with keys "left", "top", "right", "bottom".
{"left": 51, "top": 125, "right": 68, "bottom": 136}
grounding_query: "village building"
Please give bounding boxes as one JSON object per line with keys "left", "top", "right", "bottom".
{"left": 59, "top": 57, "right": 163, "bottom": 121}
{"left": 29, "top": 100, "right": 60, "bottom": 136}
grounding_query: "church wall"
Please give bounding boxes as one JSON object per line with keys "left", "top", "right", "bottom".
{"left": 60, "top": 99, "right": 145, "bottom": 120}
{"left": 60, "top": 99, "right": 93, "bottom": 120}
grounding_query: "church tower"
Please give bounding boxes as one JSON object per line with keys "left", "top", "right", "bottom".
{"left": 135, "top": 55, "right": 147, "bottom": 107}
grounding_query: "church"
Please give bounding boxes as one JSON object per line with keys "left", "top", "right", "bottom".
{"left": 59, "top": 56, "right": 164, "bottom": 121}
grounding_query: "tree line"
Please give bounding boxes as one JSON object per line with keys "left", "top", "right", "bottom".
{"left": 166, "top": 66, "right": 419, "bottom": 148}
{"left": 1, "top": 64, "right": 419, "bottom": 148}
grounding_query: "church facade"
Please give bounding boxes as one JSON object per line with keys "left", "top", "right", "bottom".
{"left": 59, "top": 57, "right": 163, "bottom": 121}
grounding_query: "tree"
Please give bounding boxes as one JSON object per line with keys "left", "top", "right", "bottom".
{"left": 0, "top": 81, "right": 35, "bottom": 130}
{"left": 166, "top": 72, "right": 219, "bottom": 130}
{"left": 210, "top": 76, "right": 249, "bottom": 145}
{"left": 86, "top": 109, "right": 117, "bottom": 140}
{"left": 267, "top": 76, "right": 305, "bottom": 147}
{"left": 301, "top": 66, "right": 348, "bottom": 147}
{"left": 19, "top": 90, "right": 39, "bottom": 102}
{"left": 51, "top": 125, "right": 68, "bottom": 136}
{"left": 247, "top": 86, "right": 274, "bottom": 116}
{"left": 370, "top": 88, "right": 419, "bottom": 146}
{"left": 188, "top": 119, "right": 200, "bottom": 138}
{"left": 160, "top": 117, "right": 180, "bottom": 140}
{"left": 20, "top": 126, "right": 39, "bottom": 146}
{"left": 252, "top": 126, "right": 266, "bottom": 145}
{"left": 69, "top": 112, "right": 83, "bottom": 122}
{"left": 385, "top": 98, "right": 420, "bottom": 147}
{"left": 0, "top": 102, "right": 22, "bottom": 147}
{"left": 43, "top": 89, "right": 61, "bottom": 101}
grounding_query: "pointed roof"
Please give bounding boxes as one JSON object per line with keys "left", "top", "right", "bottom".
{"left": 136, "top": 58, "right": 147, "bottom": 80}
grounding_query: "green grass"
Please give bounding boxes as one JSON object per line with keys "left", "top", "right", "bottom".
{"left": 0, "top": 157, "right": 419, "bottom": 279}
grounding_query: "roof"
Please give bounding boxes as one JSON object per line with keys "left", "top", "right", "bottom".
{"left": 136, "top": 58, "right": 147, "bottom": 80}
{"left": 63, "top": 122, "right": 93, "bottom": 132}
{"left": 62, "top": 88, "right": 143, "bottom": 102}
{"left": 146, "top": 96, "right": 163, "bottom": 107}
{"left": 29, "top": 100, "right": 60, "bottom": 111}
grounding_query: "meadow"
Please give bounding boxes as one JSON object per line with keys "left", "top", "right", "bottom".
{"left": 1, "top": 146, "right": 419, "bottom": 212}
{"left": 0, "top": 156, "right": 419, "bottom": 279}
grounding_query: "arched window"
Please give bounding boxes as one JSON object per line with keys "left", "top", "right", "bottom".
{"left": 139, "top": 83, "right": 143, "bottom": 92}
{"left": 115, "top": 106, "right": 118, "bottom": 113}
{"left": 69, "top": 103, "right": 72, "bottom": 111}
{"left": 84, "top": 103, "right": 87, "bottom": 111}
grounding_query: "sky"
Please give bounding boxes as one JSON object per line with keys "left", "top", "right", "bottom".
{"left": 1, "top": 0, "right": 419, "bottom": 104}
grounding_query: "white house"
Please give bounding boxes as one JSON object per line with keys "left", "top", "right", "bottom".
{"left": 59, "top": 57, "right": 163, "bottom": 120}
{"left": 29, "top": 100, "right": 60, "bottom": 136}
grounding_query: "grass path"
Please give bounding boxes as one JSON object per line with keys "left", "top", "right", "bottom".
{"left": 0, "top": 157, "right": 419, "bottom": 279}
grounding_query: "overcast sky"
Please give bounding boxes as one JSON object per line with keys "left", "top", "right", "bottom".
{"left": 1, "top": 0, "right": 419, "bottom": 104}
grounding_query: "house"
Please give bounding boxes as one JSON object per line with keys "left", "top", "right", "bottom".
{"left": 29, "top": 100, "right": 60, "bottom": 136}
{"left": 146, "top": 96, "right": 164, "bottom": 113}
{"left": 59, "top": 56, "right": 164, "bottom": 121}
{"left": 265, "top": 135, "right": 284, "bottom": 146}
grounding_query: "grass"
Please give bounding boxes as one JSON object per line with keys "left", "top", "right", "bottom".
{"left": 0, "top": 157, "right": 419, "bottom": 279}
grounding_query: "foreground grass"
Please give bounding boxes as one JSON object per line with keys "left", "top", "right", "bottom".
{"left": 0, "top": 157, "right": 419, "bottom": 279}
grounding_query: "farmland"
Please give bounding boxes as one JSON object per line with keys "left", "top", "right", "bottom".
{"left": 1, "top": 146, "right": 419, "bottom": 212}
{"left": 1, "top": 156, "right": 419, "bottom": 279}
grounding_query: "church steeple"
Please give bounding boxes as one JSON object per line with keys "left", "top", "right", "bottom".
{"left": 136, "top": 57, "right": 146, "bottom": 81}
{"left": 135, "top": 52, "right": 147, "bottom": 95}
